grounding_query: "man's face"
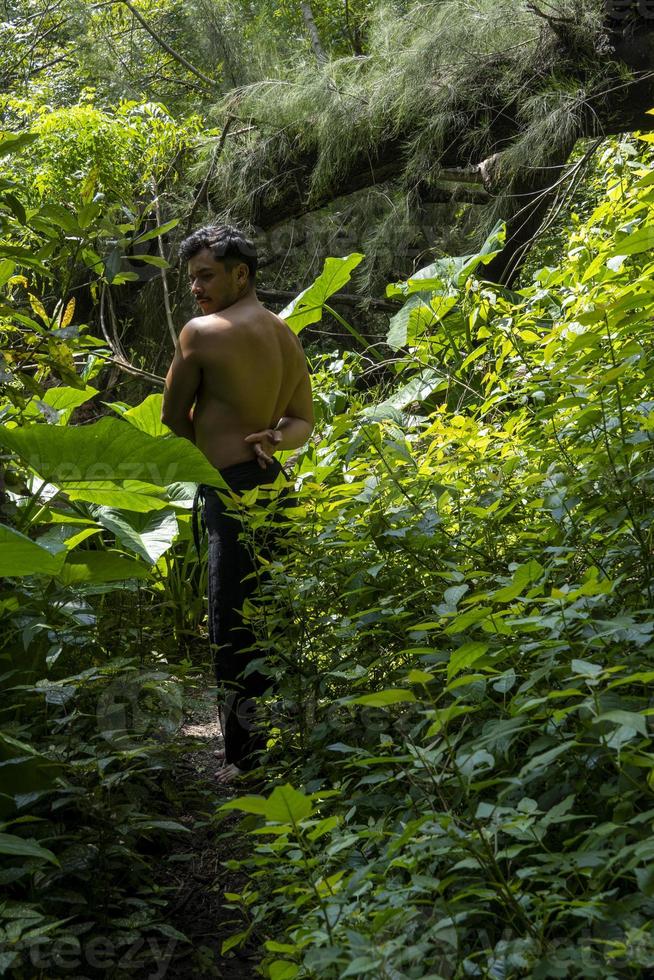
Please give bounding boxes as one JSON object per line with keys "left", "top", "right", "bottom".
{"left": 187, "top": 248, "right": 248, "bottom": 314}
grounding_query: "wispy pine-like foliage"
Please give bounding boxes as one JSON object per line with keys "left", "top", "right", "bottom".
{"left": 203, "top": 0, "right": 610, "bottom": 227}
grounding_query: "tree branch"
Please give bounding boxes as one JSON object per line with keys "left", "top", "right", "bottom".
{"left": 184, "top": 116, "right": 235, "bottom": 234}
{"left": 103, "top": 354, "right": 164, "bottom": 386}
{"left": 483, "top": 137, "right": 578, "bottom": 286}
{"left": 257, "top": 287, "right": 398, "bottom": 311}
{"left": 526, "top": 2, "right": 573, "bottom": 26}
{"left": 207, "top": 9, "right": 654, "bottom": 285}
{"left": 152, "top": 183, "right": 178, "bottom": 350}
{"left": 116, "top": 0, "right": 219, "bottom": 90}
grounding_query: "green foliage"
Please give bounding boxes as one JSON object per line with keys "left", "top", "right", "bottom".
{"left": 2, "top": 96, "right": 198, "bottom": 205}
{"left": 0, "top": 415, "right": 222, "bottom": 494}
{"left": 0, "top": 524, "right": 64, "bottom": 576}
{"left": 207, "top": 0, "right": 608, "bottom": 281}
{"left": 280, "top": 251, "right": 377, "bottom": 353}
{"left": 1, "top": 0, "right": 375, "bottom": 114}
{"left": 212, "top": 135, "right": 654, "bottom": 978}
{"left": 386, "top": 220, "right": 506, "bottom": 349}
{"left": 281, "top": 253, "right": 364, "bottom": 333}
{"left": 4, "top": 6, "right": 654, "bottom": 972}
{"left": 0, "top": 116, "right": 213, "bottom": 975}
{"left": 2, "top": 0, "right": 210, "bottom": 110}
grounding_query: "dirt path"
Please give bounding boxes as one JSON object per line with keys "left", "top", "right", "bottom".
{"left": 158, "top": 676, "right": 260, "bottom": 980}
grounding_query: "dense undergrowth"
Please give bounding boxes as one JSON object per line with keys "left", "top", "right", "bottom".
{"left": 213, "top": 133, "right": 654, "bottom": 978}
{"left": 0, "top": 125, "right": 214, "bottom": 977}
{"left": 3, "top": 115, "right": 654, "bottom": 980}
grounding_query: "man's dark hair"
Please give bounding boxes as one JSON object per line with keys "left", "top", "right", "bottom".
{"left": 178, "top": 224, "right": 257, "bottom": 279}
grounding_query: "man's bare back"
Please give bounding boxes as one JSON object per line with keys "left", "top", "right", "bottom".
{"left": 161, "top": 243, "right": 313, "bottom": 471}
{"left": 186, "top": 295, "right": 309, "bottom": 469}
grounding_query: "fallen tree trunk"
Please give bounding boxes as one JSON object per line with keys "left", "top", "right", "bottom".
{"left": 210, "top": 7, "right": 654, "bottom": 285}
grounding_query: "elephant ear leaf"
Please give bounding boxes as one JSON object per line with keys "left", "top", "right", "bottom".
{"left": 0, "top": 524, "right": 64, "bottom": 577}
{"left": 122, "top": 394, "right": 169, "bottom": 437}
{"left": 0, "top": 833, "right": 59, "bottom": 865}
{"left": 0, "top": 416, "right": 225, "bottom": 490}
{"left": 280, "top": 254, "right": 364, "bottom": 333}
{"left": 92, "top": 507, "right": 178, "bottom": 563}
{"left": 386, "top": 292, "right": 435, "bottom": 350}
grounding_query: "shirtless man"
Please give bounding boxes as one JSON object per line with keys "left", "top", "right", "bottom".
{"left": 161, "top": 225, "right": 313, "bottom": 783}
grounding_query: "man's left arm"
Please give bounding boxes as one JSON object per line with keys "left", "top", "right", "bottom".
{"left": 245, "top": 369, "right": 314, "bottom": 468}
{"left": 161, "top": 322, "right": 201, "bottom": 442}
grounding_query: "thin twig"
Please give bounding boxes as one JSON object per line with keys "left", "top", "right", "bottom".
{"left": 104, "top": 285, "right": 128, "bottom": 361}
{"left": 501, "top": 137, "right": 603, "bottom": 282}
{"left": 100, "top": 352, "right": 165, "bottom": 386}
{"left": 184, "top": 116, "right": 235, "bottom": 234}
{"left": 151, "top": 181, "right": 178, "bottom": 349}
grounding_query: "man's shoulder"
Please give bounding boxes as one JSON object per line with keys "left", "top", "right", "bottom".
{"left": 180, "top": 314, "right": 232, "bottom": 341}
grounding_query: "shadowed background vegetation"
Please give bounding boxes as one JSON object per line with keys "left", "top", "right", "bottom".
{"left": 2, "top": 0, "right": 654, "bottom": 977}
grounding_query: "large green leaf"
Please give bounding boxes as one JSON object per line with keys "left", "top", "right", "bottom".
{"left": 130, "top": 254, "right": 170, "bottom": 268}
{"left": 447, "top": 642, "right": 490, "bottom": 681}
{"left": 1, "top": 191, "right": 25, "bottom": 224}
{"left": 0, "top": 833, "right": 59, "bottom": 865}
{"left": 122, "top": 394, "right": 169, "bottom": 437}
{"left": 386, "top": 292, "right": 439, "bottom": 350}
{"left": 0, "top": 734, "right": 61, "bottom": 817}
{"left": 386, "top": 221, "right": 506, "bottom": 299}
{"left": 166, "top": 482, "right": 199, "bottom": 510}
{"left": 0, "top": 131, "right": 39, "bottom": 158}
{"left": 132, "top": 218, "right": 180, "bottom": 244}
{"left": 58, "top": 551, "right": 151, "bottom": 584}
{"left": 36, "top": 525, "right": 100, "bottom": 555}
{"left": 219, "top": 794, "right": 270, "bottom": 817}
{"left": 93, "top": 507, "right": 178, "bottom": 562}
{"left": 63, "top": 481, "right": 170, "bottom": 512}
{"left": 24, "top": 385, "right": 98, "bottom": 425}
{"left": 268, "top": 961, "right": 299, "bottom": 980}
{"left": 221, "top": 784, "right": 314, "bottom": 823}
{"left": 0, "top": 524, "right": 64, "bottom": 576}
{"left": 492, "top": 559, "right": 544, "bottom": 602}
{"left": 0, "top": 244, "right": 49, "bottom": 274}
{"left": 280, "top": 254, "right": 364, "bottom": 333}
{"left": 609, "top": 225, "right": 654, "bottom": 257}
{"left": 35, "top": 203, "right": 80, "bottom": 234}
{"left": 349, "top": 689, "right": 416, "bottom": 707}
{"left": 0, "top": 417, "right": 224, "bottom": 493}
{"left": 264, "top": 784, "right": 314, "bottom": 823}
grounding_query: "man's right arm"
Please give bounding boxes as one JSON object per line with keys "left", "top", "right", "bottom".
{"left": 161, "top": 322, "right": 201, "bottom": 442}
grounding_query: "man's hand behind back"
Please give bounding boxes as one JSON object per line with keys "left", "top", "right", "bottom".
{"left": 245, "top": 428, "right": 283, "bottom": 469}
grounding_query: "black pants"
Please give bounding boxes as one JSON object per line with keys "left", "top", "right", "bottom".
{"left": 196, "top": 458, "right": 286, "bottom": 770}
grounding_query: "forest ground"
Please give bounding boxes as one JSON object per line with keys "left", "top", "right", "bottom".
{"left": 156, "top": 676, "right": 258, "bottom": 980}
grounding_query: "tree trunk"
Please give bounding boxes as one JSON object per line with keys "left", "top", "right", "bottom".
{"left": 483, "top": 142, "right": 578, "bottom": 286}
{"left": 301, "top": 2, "right": 327, "bottom": 66}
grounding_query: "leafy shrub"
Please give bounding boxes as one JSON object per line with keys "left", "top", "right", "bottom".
{"left": 0, "top": 127, "right": 213, "bottom": 976}
{"left": 218, "top": 134, "right": 654, "bottom": 979}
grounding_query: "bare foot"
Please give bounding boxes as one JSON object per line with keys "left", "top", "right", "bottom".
{"left": 215, "top": 763, "right": 243, "bottom": 784}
